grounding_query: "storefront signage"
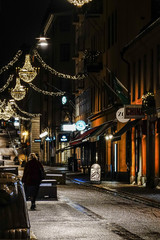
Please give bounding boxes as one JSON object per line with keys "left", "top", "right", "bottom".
{"left": 124, "top": 105, "right": 144, "bottom": 119}
{"left": 116, "top": 108, "right": 129, "bottom": 123}
{"left": 59, "top": 134, "right": 70, "bottom": 142}
{"left": 34, "top": 139, "right": 41, "bottom": 143}
{"left": 62, "top": 124, "right": 76, "bottom": 132}
{"left": 75, "top": 120, "right": 86, "bottom": 131}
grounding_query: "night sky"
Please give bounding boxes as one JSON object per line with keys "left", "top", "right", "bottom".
{"left": 0, "top": 0, "right": 51, "bottom": 67}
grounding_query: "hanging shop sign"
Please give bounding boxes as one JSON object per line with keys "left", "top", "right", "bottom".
{"left": 116, "top": 108, "right": 129, "bottom": 123}
{"left": 75, "top": 120, "right": 86, "bottom": 131}
{"left": 59, "top": 134, "right": 70, "bottom": 142}
{"left": 124, "top": 105, "right": 145, "bottom": 119}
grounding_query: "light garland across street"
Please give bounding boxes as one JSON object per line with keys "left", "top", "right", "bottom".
{"left": 33, "top": 49, "right": 86, "bottom": 80}
{"left": 0, "top": 50, "right": 22, "bottom": 75}
{"left": 13, "top": 101, "right": 41, "bottom": 117}
{"left": 28, "top": 82, "right": 65, "bottom": 96}
{"left": 14, "top": 114, "right": 31, "bottom": 121}
{"left": 0, "top": 75, "right": 14, "bottom": 92}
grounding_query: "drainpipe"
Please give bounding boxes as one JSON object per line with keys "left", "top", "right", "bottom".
{"left": 120, "top": 49, "right": 131, "bottom": 183}
{"left": 120, "top": 49, "right": 131, "bottom": 104}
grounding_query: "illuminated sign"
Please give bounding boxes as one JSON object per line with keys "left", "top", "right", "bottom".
{"left": 124, "top": 105, "right": 145, "bottom": 119}
{"left": 62, "top": 96, "right": 67, "bottom": 105}
{"left": 59, "top": 134, "right": 70, "bottom": 142}
{"left": 34, "top": 139, "right": 41, "bottom": 143}
{"left": 40, "top": 131, "right": 48, "bottom": 138}
{"left": 116, "top": 108, "right": 129, "bottom": 123}
{"left": 62, "top": 124, "right": 76, "bottom": 132}
{"left": 75, "top": 120, "right": 86, "bottom": 131}
{"left": 45, "top": 137, "right": 52, "bottom": 141}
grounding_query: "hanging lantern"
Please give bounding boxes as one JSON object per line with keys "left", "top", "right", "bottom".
{"left": 67, "top": 0, "right": 92, "bottom": 7}
{"left": 18, "top": 54, "right": 37, "bottom": 82}
{"left": 11, "top": 78, "right": 26, "bottom": 101}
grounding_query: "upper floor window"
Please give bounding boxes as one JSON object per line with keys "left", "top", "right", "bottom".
{"left": 59, "top": 16, "right": 71, "bottom": 32}
{"left": 108, "top": 9, "right": 117, "bottom": 49}
{"left": 132, "top": 62, "right": 136, "bottom": 102}
{"left": 138, "top": 59, "right": 141, "bottom": 99}
{"left": 60, "top": 44, "right": 70, "bottom": 62}
{"left": 143, "top": 54, "right": 147, "bottom": 94}
{"left": 157, "top": 45, "right": 160, "bottom": 89}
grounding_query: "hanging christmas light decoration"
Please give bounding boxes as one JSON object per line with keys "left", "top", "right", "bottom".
{"left": 0, "top": 101, "right": 15, "bottom": 121}
{"left": 33, "top": 49, "right": 85, "bottom": 80}
{"left": 67, "top": 0, "right": 92, "bottom": 7}
{"left": 0, "top": 50, "right": 22, "bottom": 75}
{"left": 18, "top": 54, "right": 37, "bottom": 83}
{"left": 0, "top": 75, "right": 14, "bottom": 93}
{"left": 11, "top": 78, "right": 26, "bottom": 101}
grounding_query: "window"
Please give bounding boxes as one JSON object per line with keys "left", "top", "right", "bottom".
{"left": 150, "top": 49, "right": 154, "bottom": 92}
{"left": 59, "top": 16, "right": 71, "bottom": 32}
{"left": 132, "top": 62, "right": 136, "bottom": 102}
{"left": 60, "top": 44, "right": 70, "bottom": 62}
{"left": 138, "top": 59, "right": 141, "bottom": 99}
{"left": 157, "top": 45, "right": 160, "bottom": 88}
{"left": 143, "top": 55, "right": 147, "bottom": 93}
{"left": 108, "top": 9, "right": 117, "bottom": 48}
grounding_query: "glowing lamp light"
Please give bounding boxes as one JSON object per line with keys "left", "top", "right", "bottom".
{"left": 22, "top": 131, "right": 28, "bottom": 137}
{"left": 18, "top": 54, "right": 37, "bottom": 83}
{"left": 105, "top": 134, "right": 113, "bottom": 141}
{"left": 37, "top": 37, "right": 48, "bottom": 47}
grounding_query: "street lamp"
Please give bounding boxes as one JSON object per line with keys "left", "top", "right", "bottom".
{"left": 37, "top": 37, "right": 49, "bottom": 47}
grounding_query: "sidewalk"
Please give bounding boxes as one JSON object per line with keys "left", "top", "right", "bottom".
{"left": 67, "top": 173, "right": 160, "bottom": 208}
{"left": 17, "top": 165, "right": 160, "bottom": 209}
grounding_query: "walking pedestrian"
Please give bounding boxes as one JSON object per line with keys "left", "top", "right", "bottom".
{"left": 22, "top": 153, "right": 45, "bottom": 210}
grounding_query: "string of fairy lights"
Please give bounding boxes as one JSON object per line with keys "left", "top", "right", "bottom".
{"left": 0, "top": 46, "right": 86, "bottom": 121}
{"left": 0, "top": 50, "right": 22, "bottom": 75}
{"left": 33, "top": 49, "right": 85, "bottom": 80}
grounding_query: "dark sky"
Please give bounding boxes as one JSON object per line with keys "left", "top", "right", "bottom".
{"left": 0, "top": 0, "right": 51, "bottom": 67}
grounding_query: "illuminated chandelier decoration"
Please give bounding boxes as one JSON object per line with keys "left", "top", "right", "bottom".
{"left": 67, "top": 0, "right": 92, "bottom": 7}
{"left": 11, "top": 78, "right": 26, "bottom": 101}
{"left": 0, "top": 100, "right": 14, "bottom": 121}
{"left": 0, "top": 99, "right": 41, "bottom": 121}
{"left": 18, "top": 54, "right": 37, "bottom": 83}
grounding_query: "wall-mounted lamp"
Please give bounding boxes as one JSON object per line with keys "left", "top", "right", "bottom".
{"left": 105, "top": 134, "right": 113, "bottom": 141}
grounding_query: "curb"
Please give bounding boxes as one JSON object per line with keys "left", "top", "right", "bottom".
{"left": 69, "top": 177, "right": 160, "bottom": 209}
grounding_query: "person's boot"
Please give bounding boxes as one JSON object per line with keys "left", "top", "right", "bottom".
{"left": 30, "top": 202, "right": 36, "bottom": 210}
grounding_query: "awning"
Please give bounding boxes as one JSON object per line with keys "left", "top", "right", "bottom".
{"left": 88, "top": 120, "right": 116, "bottom": 142}
{"left": 70, "top": 126, "right": 99, "bottom": 146}
{"left": 112, "top": 119, "right": 141, "bottom": 141}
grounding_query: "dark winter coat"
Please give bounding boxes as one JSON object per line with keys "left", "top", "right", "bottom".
{"left": 22, "top": 158, "right": 44, "bottom": 186}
